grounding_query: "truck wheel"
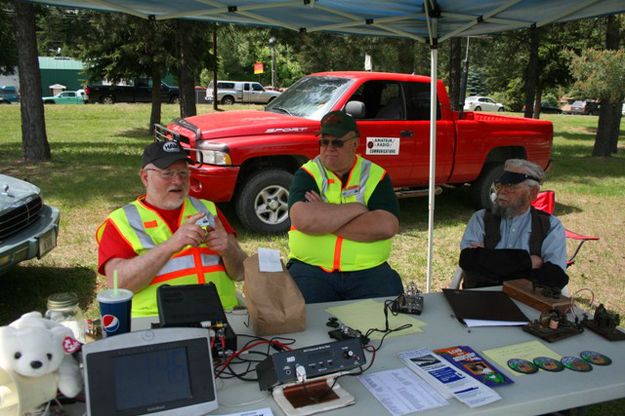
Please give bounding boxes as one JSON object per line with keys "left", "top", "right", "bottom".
{"left": 102, "top": 95, "right": 114, "bottom": 104}
{"left": 236, "top": 169, "right": 293, "bottom": 234}
{"left": 222, "top": 96, "right": 235, "bottom": 105}
{"left": 470, "top": 163, "right": 504, "bottom": 209}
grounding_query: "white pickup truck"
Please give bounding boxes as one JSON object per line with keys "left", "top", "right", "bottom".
{"left": 205, "top": 81, "right": 281, "bottom": 105}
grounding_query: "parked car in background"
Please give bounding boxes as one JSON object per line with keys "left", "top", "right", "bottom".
{"left": 566, "top": 100, "right": 600, "bottom": 115}
{"left": 463, "top": 96, "right": 505, "bottom": 112}
{"left": 84, "top": 80, "right": 179, "bottom": 104}
{"left": 0, "top": 86, "right": 19, "bottom": 103}
{"left": 42, "top": 90, "right": 85, "bottom": 104}
{"left": 0, "top": 174, "right": 60, "bottom": 275}
{"left": 538, "top": 102, "right": 563, "bottom": 114}
{"left": 204, "top": 81, "right": 281, "bottom": 105}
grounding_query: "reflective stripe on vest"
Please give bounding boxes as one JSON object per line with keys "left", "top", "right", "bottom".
{"left": 288, "top": 155, "right": 392, "bottom": 271}
{"left": 99, "top": 196, "right": 237, "bottom": 317}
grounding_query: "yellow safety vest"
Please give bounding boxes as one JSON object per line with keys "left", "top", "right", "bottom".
{"left": 96, "top": 196, "right": 237, "bottom": 317}
{"left": 288, "top": 155, "right": 392, "bottom": 272}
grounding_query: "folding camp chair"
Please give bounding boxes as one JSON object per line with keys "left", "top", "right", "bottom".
{"left": 531, "top": 190, "right": 599, "bottom": 268}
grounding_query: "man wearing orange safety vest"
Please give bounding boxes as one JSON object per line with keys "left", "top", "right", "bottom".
{"left": 287, "top": 111, "right": 404, "bottom": 303}
{"left": 96, "top": 141, "right": 247, "bottom": 317}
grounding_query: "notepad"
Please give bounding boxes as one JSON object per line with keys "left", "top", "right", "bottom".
{"left": 442, "top": 289, "right": 529, "bottom": 327}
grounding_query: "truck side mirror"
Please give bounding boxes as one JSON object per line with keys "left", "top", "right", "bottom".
{"left": 345, "top": 101, "right": 366, "bottom": 119}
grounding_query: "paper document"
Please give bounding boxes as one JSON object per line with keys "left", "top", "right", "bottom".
{"left": 257, "top": 248, "right": 283, "bottom": 272}
{"left": 399, "top": 348, "right": 501, "bottom": 408}
{"left": 483, "top": 340, "right": 561, "bottom": 376}
{"left": 463, "top": 319, "right": 528, "bottom": 327}
{"left": 212, "top": 408, "right": 274, "bottom": 416}
{"left": 326, "top": 299, "right": 426, "bottom": 340}
{"left": 359, "top": 367, "right": 448, "bottom": 416}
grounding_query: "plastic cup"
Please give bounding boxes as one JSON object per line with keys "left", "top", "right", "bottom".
{"left": 97, "top": 288, "right": 133, "bottom": 337}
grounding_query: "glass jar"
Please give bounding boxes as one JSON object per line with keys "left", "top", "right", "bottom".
{"left": 45, "top": 292, "right": 86, "bottom": 343}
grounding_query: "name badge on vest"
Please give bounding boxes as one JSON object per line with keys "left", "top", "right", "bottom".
{"left": 342, "top": 186, "right": 360, "bottom": 198}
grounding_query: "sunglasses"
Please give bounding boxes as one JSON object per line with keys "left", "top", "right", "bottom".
{"left": 318, "top": 136, "right": 356, "bottom": 148}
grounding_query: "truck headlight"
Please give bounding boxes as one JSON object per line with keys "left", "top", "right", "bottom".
{"left": 197, "top": 142, "right": 231, "bottom": 165}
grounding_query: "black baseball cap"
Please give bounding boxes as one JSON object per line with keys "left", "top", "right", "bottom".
{"left": 142, "top": 141, "right": 192, "bottom": 168}
{"left": 496, "top": 170, "right": 541, "bottom": 185}
{"left": 320, "top": 111, "right": 359, "bottom": 138}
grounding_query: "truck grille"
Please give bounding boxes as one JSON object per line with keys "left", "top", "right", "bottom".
{"left": 0, "top": 195, "right": 43, "bottom": 241}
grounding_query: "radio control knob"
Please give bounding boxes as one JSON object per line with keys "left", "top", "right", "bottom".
{"left": 344, "top": 350, "right": 354, "bottom": 359}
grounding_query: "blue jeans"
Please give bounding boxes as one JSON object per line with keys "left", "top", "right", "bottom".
{"left": 287, "top": 259, "right": 404, "bottom": 303}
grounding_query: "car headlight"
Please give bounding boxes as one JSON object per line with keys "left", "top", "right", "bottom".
{"left": 196, "top": 142, "right": 231, "bottom": 165}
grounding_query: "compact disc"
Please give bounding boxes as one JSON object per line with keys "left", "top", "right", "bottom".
{"left": 580, "top": 351, "right": 612, "bottom": 366}
{"left": 533, "top": 356, "right": 564, "bottom": 372}
{"left": 507, "top": 358, "right": 538, "bottom": 374}
{"left": 561, "top": 356, "right": 593, "bottom": 372}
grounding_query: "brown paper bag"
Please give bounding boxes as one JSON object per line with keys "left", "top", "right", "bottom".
{"left": 243, "top": 254, "right": 306, "bottom": 336}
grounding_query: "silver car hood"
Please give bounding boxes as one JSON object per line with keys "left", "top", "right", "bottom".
{"left": 0, "top": 174, "right": 41, "bottom": 214}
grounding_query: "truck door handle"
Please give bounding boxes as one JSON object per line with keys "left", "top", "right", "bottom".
{"left": 400, "top": 130, "right": 413, "bottom": 138}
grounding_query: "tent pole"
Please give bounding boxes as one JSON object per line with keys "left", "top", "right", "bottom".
{"left": 426, "top": 18, "right": 438, "bottom": 294}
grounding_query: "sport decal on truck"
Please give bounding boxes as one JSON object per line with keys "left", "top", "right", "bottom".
{"left": 366, "top": 137, "right": 400, "bottom": 155}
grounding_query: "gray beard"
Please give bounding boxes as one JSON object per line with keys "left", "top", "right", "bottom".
{"left": 491, "top": 202, "right": 518, "bottom": 218}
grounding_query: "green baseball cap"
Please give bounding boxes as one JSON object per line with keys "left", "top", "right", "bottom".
{"left": 320, "top": 111, "right": 359, "bottom": 138}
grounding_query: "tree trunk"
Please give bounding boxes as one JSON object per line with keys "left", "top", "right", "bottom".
{"left": 149, "top": 69, "right": 162, "bottom": 134}
{"left": 532, "top": 87, "right": 543, "bottom": 119}
{"left": 608, "top": 105, "right": 622, "bottom": 154}
{"left": 523, "top": 26, "right": 540, "bottom": 119}
{"left": 593, "top": 102, "right": 616, "bottom": 157}
{"left": 176, "top": 20, "right": 197, "bottom": 118}
{"left": 604, "top": 15, "right": 622, "bottom": 154}
{"left": 14, "top": 1, "right": 50, "bottom": 162}
{"left": 448, "top": 38, "right": 462, "bottom": 111}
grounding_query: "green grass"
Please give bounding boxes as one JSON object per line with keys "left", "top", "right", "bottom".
{"left": 1, "top": 104, "right": 624, "bottom": 411}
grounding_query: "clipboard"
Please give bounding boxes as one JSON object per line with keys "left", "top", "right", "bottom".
{"left": 442, "top": 289, "right": 529, "bottom": 327}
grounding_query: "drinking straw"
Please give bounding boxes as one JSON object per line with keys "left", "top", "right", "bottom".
{"left": 113, "top": 270, "right": 118, "bottom": 295}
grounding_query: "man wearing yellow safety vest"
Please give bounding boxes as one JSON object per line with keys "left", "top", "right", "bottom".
{"left": 287, "top": 110, "right": 404, "bottom": 303}
{"left": 96, "top": 141, "right": 247, "bottom": 317}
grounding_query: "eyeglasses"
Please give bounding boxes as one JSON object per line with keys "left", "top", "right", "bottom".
{"left": 144, "top": 168, "right": 190, "bottom": 180}
{"left": 318, "top": 136, "right": 356, "bottom": 148}
{"left": 494, "top": 182, "right": 526, "bottom": 193}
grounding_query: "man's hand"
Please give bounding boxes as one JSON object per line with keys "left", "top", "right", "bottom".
{"left": 469, "top": 242, "right": 484, "bottom": 248}
{"left": 530, "top": 255, "right": 544, "bottom": 269}
{"left": 305, "top": 190, "right": 322, "bottom": 202}
{"left": 166, "top": 212, "right": 206, "bottom": 252}
{"left": 204, "top": 217, "right": 229, "bottom": 254}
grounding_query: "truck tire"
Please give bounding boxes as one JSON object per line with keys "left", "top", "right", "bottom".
{"left": 101, "top": 95, "right": 115, "bottom": 104}
{"left": 222, "top": 96, "right": 235, "bottom": 105}
{"left": 470, "top": 163, "right": 504, "bottom": 209}
{"left": 236, "top": 169, "right": 293, "bottom": 234}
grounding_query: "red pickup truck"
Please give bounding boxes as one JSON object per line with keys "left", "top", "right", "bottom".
{"left": 156, "top": 71, "right": 552, "bottom": 234}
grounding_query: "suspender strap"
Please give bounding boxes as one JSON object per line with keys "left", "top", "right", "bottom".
{"left": 483, "top": 208, "right": 550, "bottom": 256}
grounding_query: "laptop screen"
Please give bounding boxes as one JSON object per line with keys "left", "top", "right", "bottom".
{"left": 83, "top": 328, "right": 217, "bottom": 416}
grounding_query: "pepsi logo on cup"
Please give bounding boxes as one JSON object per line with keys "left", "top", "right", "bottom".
{"left": 102, "top": 314, "right": 120, "bottom": 333}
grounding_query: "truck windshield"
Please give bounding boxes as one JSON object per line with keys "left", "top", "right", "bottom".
{"left": 265, "top": 76, "right": 352, "bottom": 120}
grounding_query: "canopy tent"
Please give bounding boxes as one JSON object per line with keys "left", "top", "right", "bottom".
{"left": 29, "top": 0, "right": 625, "bottom": 291}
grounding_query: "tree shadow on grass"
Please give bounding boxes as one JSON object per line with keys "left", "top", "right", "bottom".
{"left": 0, "top": 266, "right": 97, "bottom": 325}
{"left": 115, "top": 127, "right": 152, "bottom": 140}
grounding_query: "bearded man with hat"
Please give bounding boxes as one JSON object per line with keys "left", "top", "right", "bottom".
{"left": 459, "top": 158, "right": 568, "bottom": 289}
{"left": 96, "top": 141, "right": 247, "bottom": 317}
{"left": 287, "top": 110, "right": 404, "bottom": 303}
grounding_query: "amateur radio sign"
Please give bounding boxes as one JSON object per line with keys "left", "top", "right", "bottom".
{"left": 365, "top": 137, "right": 400, "bottom": 155}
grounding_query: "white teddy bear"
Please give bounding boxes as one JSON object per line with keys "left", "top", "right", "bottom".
{"left": 0, "top": 311, "right": 83, "bottom": 408}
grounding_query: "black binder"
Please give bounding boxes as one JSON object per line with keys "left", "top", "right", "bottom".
{"left": 443, "top": 289, "right": 529, "bottom": 327}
